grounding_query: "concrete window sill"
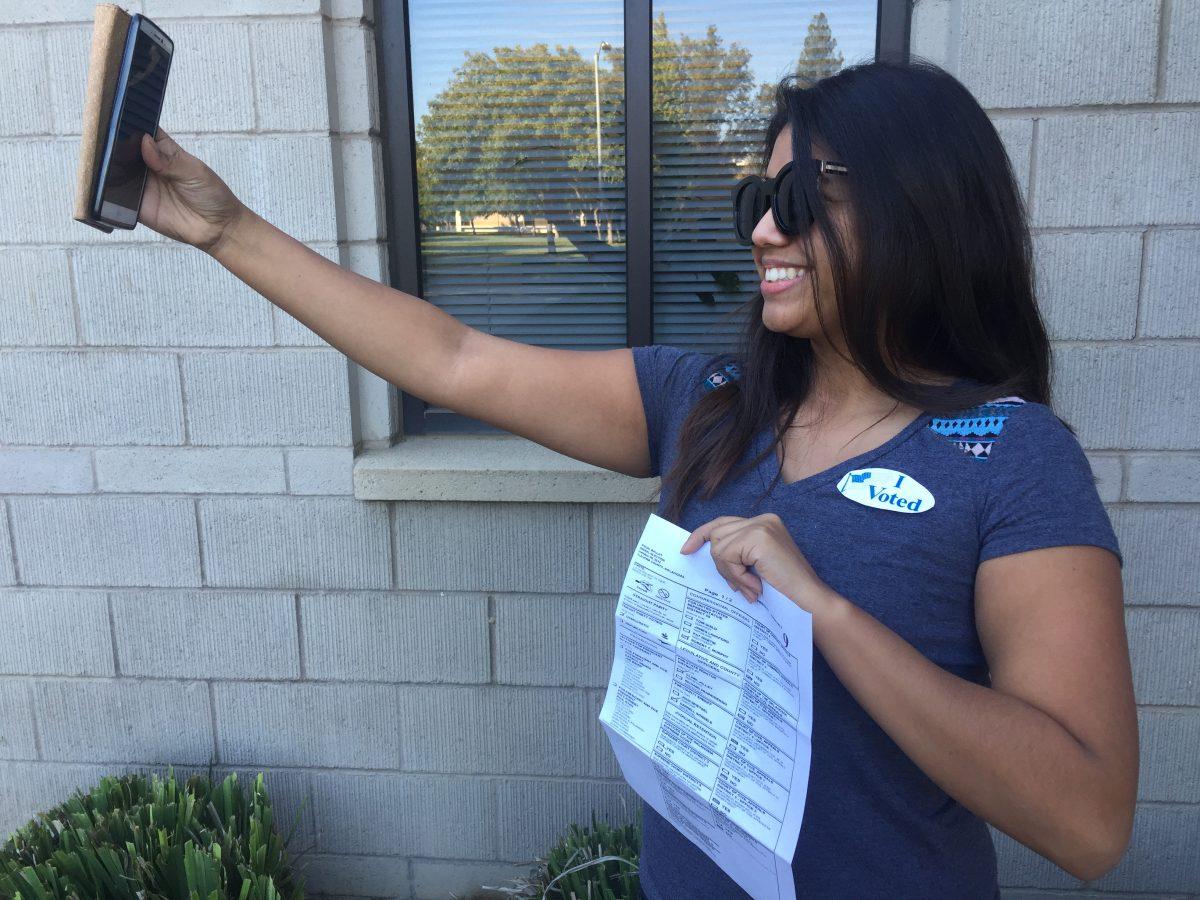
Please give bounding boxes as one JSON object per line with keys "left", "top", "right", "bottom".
{"left": 353, "top": 434, "right": 662, "bottom": 503}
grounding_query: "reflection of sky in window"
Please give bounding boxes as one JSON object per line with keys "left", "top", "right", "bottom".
{"left": 409, "top": 1, "right": 878, "bottom": 128}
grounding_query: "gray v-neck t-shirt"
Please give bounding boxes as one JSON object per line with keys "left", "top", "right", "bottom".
{"left": 629, "top": 344, "right": 1122, "bottom": 900}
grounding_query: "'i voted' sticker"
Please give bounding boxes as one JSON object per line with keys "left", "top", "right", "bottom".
{"left": 836, "top": 468, "right": 935, "bottom": 514}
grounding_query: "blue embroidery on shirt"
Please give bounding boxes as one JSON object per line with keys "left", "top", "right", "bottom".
{"left": 702, "top": 362, "right": 742, "bottom": 392}
{"left": 928, "top": 396, "right": 1025, "bottom": 460}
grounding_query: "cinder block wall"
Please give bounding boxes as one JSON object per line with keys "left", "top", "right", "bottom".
{"left": 0, "top": 2, "right": 1195, "bottom": 900}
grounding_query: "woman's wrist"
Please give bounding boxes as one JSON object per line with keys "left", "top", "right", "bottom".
{"left": 204, "top": 202, "right": 257, "bottom": 264}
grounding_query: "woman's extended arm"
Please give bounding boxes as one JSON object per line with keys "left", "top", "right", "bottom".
{"left": 206, "top": 208, "right": 650, "bottom": 475}
{"left": 139, "top": 129, "right": 652, "bottom": 477}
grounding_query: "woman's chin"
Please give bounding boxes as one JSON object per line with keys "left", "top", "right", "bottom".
{"left": 761, "top": 302, "right": 815, "bottom": 338}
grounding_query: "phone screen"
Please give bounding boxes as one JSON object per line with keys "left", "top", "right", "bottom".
{"left": 100, "top": 26, "right": 169, "bottom": 214}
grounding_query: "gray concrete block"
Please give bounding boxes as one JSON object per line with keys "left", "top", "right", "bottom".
{"left": 286, "top": 447, "right": 355, "bottom": 495}
{"left": 111, "top": 590, "right": 299, "bottom": 679}
{"left": 213, "top": 681, "right": 401, "bottom": 769}
{"left": 494, "top": 594, "right": 615, "bottom": 688}
{"left": 411, "top": 860, "right": 529, "bottom": 900}
{"left": 183, "top": 351, "right": 353, "bottom": 447}
{"left": 910, "top": 0, "right": 953, "bottom": 70}
{"left": 143, "top": 0, "right": 319, "bottom": 14}
{"left": 1140, "top": 230, "right": 1200, "bottom": 338}
{"left": 44, "top": 23, "right": 94, "bottom": 135}
{"left": 591, "top": 503, "right": 656, "bottom": 593}
{"left": 331, "top": 22, "right": 379, "bottom": 135}
{"left": 153, "top": 22, "right": 255, "bottom": 133}
{"left": 301, "top": 592, "right": 488, "bottom": 683}
{"left": 0, "top": 761, "right": 111, "bottom": 837}
{"left": 189, "top": 135, "right": 338, "bottom": 244}
{"left": 398, "top": 685, "right": 592, "bottom": 776}
{"left": 300, "top": 855, "right": 408, "bottom": 898}
{"left": 72, "top": 244, "right": 274, "bottom": 347}
{"left": 0, "top": 2, "right": 144, "bottom": 24}
{"left": 1127, "top": 454, "right": 1200, "bottom": 503}
{"left": 0, "top": 449, "right": 93, "bottom": 494}
{"left": 495, "top": 778, "right": 639, "bottom": 861}
{"left": 1051, "top": 344, "right": 1200, "bottom": 450}
{"left": 1082, "top": 453, "right": 1121, "bottom": 503}
{"left": 0, "top": 249, "right": 75, "bottom": 345}
{"left": 1110, "top": 506, "right": 1200, "bottom": 605}
{"left": 0, "top": 30, "right": 53, "bottom": 135}
{"left": 1137, "top": 708, "right": 1200, "bottom": 803}
{"left": 9, "top": 496, "right": 201, "bottom": 587}
{"left": 336, "top": 137, "right": 387, "bottom": 242}
{"left": 1091, "top": 803, "right": 1200, "bottom": 893}
{"left": 1126, "top": 608, "right": 1199, "bottom": 705}
{"left": 0, "top": 351, "right": 184, "bottom": 445}
{"left": 312, "top": 771, "right": 495, "bottom": 858}
{"left": 0, "top": 589, "right": 113, "bottom": 676}
{"left": 200, "top": 497, "right": 390, "bottom": 589}
{"left": 990, "top": 117, "right": 1033, "bottom": 202}
{"left": 95, "top": 447, "right": 286, "bottom": 494}
{"left": 958, "top": 0, "right": 1158, "bottom": 108}
{"left": 0, "top": 510, "right": 13, "bottom": 587}
{"left": 0, "top": 140, "right": 100, "bottom": 247}
{"left": 0, "top": 681, "right": 37, "bottom": 760}
{"left": 250, "top": 20, "right": 330, "bottom": 132}
{"left": 1033, "top": 231, "right": 1141, "bottom": 340}
{"left": 1164, "top": 0, "right": 1200, "bottom": 102}
{"left": 1034, "top": 112, "right": 1200, "bottom": 227}
{"left": 393, "top": 501, "right": 587, "bottom": 592}
{"left": 35, "top": 678, "right": 213, "bottom": 764}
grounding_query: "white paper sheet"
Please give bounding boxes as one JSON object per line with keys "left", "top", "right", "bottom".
{"left": 599, "top": 513, "right": 813, "bottom": 900}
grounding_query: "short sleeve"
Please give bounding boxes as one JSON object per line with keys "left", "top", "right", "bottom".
{"left": 630, "top": 344, "right": 720, "bottom": 478}
{"left": 978, "top": 403, "right": 1122, "bottom": 567}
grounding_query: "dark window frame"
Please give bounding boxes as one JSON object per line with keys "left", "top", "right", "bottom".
{"left": 375, "top": 0, "right": 911, "bottom": 437}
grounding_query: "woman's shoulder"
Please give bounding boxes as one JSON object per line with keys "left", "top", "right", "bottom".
{"left": 926, "top": 393, "right": 1052, "bottom": 463}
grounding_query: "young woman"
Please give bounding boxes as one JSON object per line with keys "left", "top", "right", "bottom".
{"left": 136, "top": 58, "right": 1136, "bottom": 899}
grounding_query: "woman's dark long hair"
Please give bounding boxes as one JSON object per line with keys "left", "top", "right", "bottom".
{"left": 660, "top": 57, "right": 1052, "bottom": 524}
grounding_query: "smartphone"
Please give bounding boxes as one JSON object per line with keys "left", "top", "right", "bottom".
{"left": 90, "top": 14, "right": 173, "bottom": 230}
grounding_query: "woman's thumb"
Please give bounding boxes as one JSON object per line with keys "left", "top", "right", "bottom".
{"left": 141, "top": 130, "right": 179, "bottom": 174}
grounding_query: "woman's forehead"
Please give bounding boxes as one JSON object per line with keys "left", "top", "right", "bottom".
{"left": 766, "top": 128, "right": 832, "bottom": 176}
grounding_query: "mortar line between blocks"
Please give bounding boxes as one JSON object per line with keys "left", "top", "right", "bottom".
{"left": 1135, "top": 228, "right": 1152, "bottom": 338}
{"left": 27, "top": 679, "right": 43, "bottom": 760}
{"left": 3, "top": 499, "right": 21, "bottom": 585}
{"left": 295, "top": 592, "right": 307, "bottom": 679}
{"left": 207, "top": 681, "right": 220, "bottom": 765}
{"left": 107, "top": 592, "right": 121, "bottom": 676}
{"left": 193, "top": 499, "right": 207, "bottom": 586}
{"left": 64, "top": 247, "right": 85, "bottom": 345}
{"left": 176, "top": 353, "right": 191, "bottom": 445}
{"left": 1155, "top": 0, "right": 1172, "bottom": 101}
{"left": 487, "top": 593, "right": 497, "bottom": 684}
{"left": 1027, "top": 117, "right": 1039, "bottom": 215}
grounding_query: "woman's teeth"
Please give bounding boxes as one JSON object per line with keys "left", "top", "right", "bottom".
{"left": 765, "top": 267, "right": 803, "bottom": 281}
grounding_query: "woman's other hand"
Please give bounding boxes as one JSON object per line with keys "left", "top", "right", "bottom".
{"left": 138, "top": 128, "right": 247, "bottom": 254}
{"left": 680, "top": 513, "right": 834, "bottom": 614}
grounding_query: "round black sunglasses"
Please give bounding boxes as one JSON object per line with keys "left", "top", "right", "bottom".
{"left": 731, "top": 158, "right": 849, "bottom": 245}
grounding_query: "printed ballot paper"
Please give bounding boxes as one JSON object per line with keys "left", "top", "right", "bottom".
{"left": 599, "top": 513, "right": 814, "bottom": 900}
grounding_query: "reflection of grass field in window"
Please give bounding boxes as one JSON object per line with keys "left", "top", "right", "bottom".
{"left": 422, "top": 232, "right": 615, "bottom": 258}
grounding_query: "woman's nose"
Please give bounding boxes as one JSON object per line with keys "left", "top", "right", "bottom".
{"left": 752, "top": 207, "right": 789, "bottom": 246}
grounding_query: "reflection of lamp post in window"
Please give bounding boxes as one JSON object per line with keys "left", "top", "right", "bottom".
{"left": 594, "top": 41, "right": 611, "bottom": 243}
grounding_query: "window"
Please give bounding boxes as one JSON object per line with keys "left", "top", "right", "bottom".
{"left": 377, "top": 1, "right": 908, "bottom": 434}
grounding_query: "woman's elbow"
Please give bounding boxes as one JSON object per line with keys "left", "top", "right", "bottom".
{"left": 1058, "top": 796, "right": 1135, "bottom": 882}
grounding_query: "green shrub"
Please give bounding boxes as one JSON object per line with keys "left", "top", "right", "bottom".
{"left": 0, "top": 768, "right": 305, "bottom": 900}
{"left": 491, "top": 813, "right": 641, "bottom": 900}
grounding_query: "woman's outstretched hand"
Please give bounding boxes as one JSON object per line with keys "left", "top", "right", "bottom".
{"left": 680, "top": 513, "right": 835, "bottom": 615}
{"left": 138, "top": 128, "right": 247, "bottom": 254}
